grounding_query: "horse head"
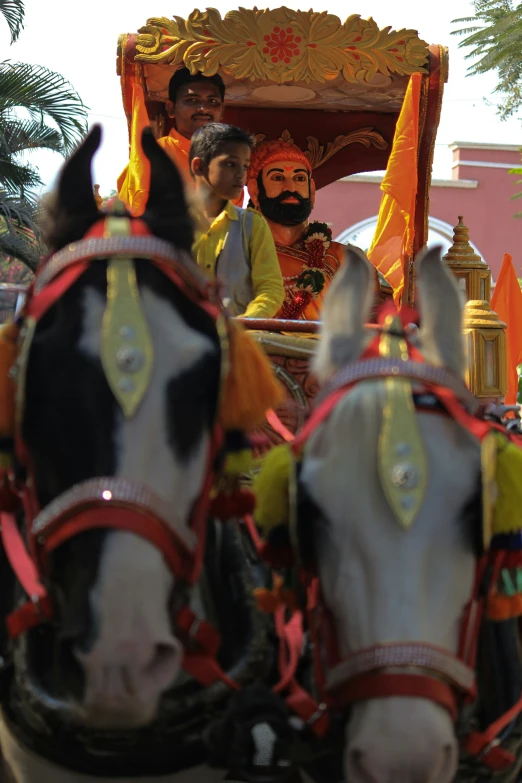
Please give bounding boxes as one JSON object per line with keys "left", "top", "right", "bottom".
{"left": 301, "top": 246, "right": 481, "bottom": 783}
{"left": 9, "top": 125, "right": 223, "bottom": 730}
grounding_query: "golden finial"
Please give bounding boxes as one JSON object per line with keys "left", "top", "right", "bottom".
{"left": 442, "top": 216, "right": 486, "bottom": 268}
{"left": 442, "top": 216, "right": 506, "bottom": 399}
{"left": 93, "top": 184, "right": 103, "bottom": 209}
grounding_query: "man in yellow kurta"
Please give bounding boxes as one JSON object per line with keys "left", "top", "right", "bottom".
{"left": 246, "top": 140, "right": 346, "bottom": 320}
{"left": 118, "top": 68, "right": 236, "bottom": 216}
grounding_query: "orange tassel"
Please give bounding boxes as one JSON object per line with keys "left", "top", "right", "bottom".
{"left": 0, "top": 322, "right": 18, "bottom": 438}
{"left": 254, "top": 587, "right": 284, "bottom": 613}
{"left": 486, "top": 594, "right": 522, "bottom": 621}
{"left": 254, "top": 582, "right": 300, "bottom": 614}
{"left": 219, "top": 321, "right": 284, "bottom": 431}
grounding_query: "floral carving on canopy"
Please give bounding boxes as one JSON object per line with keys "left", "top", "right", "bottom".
{"left": 253, "top": 128, "right": 389, "bottom": 169}
{"left": 135, "top": 7, "right": 429, "bottom": 84}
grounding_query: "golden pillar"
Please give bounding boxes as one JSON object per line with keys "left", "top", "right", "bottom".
{"left": 442, "top": 217, "right": 507, "bottom": 400}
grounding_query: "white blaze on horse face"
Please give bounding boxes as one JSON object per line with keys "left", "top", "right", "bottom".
{"left": 301, "top": 384, "right": 480, "bottom": 783}
{"left": 76, "top": 285, "right": 217, "bottom": 726}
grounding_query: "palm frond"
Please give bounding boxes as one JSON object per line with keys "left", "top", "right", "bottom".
{"left": 0, "top": 118, "right": 64, "bottom": 155}
{"left": 0, "top": 62, "right": 88, "bottom": 153}
{"left": 0, "top": 229, "right": 38, "bottom": 269}
{"left": 0, "top": 155, "right": 42, "bottom": 197}
{"left": 0, "top": 0, "right": 24, "bottom": 44}
{"left": 0, "top": 191, "right": 38, "bottom": 229}
{"left": 0, "top": 192, "right": 40, "bottom": 270}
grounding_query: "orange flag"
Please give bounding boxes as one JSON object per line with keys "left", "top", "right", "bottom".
{"left": 117, "top": 83, "right": 152, "bottom": 216}
{"left": 367, "top": 72, "right": 421, "bottom": 305}
{"left": 491, "top": 253, "right": 522, "bottom": 405}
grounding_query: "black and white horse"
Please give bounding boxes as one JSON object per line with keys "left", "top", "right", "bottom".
{"left": 0, "top": 127, "right": 273, "bottom": 783}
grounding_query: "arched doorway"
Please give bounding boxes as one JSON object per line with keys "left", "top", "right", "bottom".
{"left": 335, "top": 215, "right": 491, "bottom": 279}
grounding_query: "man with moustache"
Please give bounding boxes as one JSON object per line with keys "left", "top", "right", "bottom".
{"left": 118, "top": 67, "right": 242, "bottom": 215}
{"left": 247, "top": 139, "right": 346, "bottom": 320}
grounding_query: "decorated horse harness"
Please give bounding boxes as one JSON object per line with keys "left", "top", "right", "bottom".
{"left": 254, "top": 306, "right": 522, "bottom": 778}
{"left": 0, "top": 210, "right": 308, "bottom": 779}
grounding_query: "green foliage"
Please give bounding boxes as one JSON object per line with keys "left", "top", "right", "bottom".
{"left": 0, "top": 0, "right": 88, "bottom": 270}
{"left": 453, "top": 2, "right": 522, "bottom": 217}
{"left": 509, "top": 160, "right": 522, "bottom": 217}
{"left": 0, "top": 62, "right": 88, "bottom": 198}
{"left": 452, "top": 1, "right": 522, "bottom": 121}
{"left": 0, "top": 191, "right": 39, "bottom": 269}
{"left": 0, "top": 0, "right": 24, "bottom": 44}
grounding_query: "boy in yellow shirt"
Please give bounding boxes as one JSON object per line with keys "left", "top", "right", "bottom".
{"left": 190, "top": 123, "right": 284, "bottom": 319}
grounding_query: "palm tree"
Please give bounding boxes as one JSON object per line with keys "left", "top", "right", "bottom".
{"left": 0, "top": 0, "right": 88, "bottom": 270}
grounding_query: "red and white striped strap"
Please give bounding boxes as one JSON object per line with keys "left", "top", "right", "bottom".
{"left": 325, "top": 642, "right": 476, "bottom": 695}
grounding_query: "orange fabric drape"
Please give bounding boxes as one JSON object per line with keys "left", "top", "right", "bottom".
{"left": 117, "top": 83, "right": 152, "bottom": 216}
{"left": 367, "top": 72, "right": 422, "bottom": 305}
{"left": 491, "top": 253, "right": 522, "bottom": 405}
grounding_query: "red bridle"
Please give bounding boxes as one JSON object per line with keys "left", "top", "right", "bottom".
{"left": 283, "top": 319, "right": 522, "bottom": 770}
{"left": 0, "top": 215, "right": 245, "bottom": 692}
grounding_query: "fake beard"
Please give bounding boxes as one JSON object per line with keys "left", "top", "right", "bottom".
{"left": 257, "top": 186, "right": 312, "bottom": 227}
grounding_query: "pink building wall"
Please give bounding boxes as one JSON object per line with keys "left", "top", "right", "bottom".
{"left": 312, "top": 142, "right": 522, "bottom": 280}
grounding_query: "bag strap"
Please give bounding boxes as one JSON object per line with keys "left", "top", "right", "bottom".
{"left": 239, "top": 207, "right": 253, "bottom": 269}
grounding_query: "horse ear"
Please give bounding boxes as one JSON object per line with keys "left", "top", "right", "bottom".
{"left": 416, "top": 245, "right": 466, "bottom": 377}
{"left": 42, "top": 125, "right": 101, "bottom": 251}
{"left": 141, "top": 128, "right": 194, "bottom": 253}
{"left": 313, "top": 245, "right": 375, "bottom": 382}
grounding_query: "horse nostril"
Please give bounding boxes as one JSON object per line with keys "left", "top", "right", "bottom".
{"left": 430, "top": 743, "right": 457, "bottom": 783}
{"left": 145, "top": 643, "right": 181, "bottom": 674}
{"left": 140, "top": 639, "right": 183, "bottom": 693}
{"left": 347, "top": 748, "right": 379, "bottom": 783}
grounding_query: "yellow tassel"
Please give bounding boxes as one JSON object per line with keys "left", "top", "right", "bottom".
{"left": 223, "top": 449, "right": 252, "bottom": 476}
{"left": 0, "top": 321, "right": 18, "bottom": 439}
{"left": 253, "top": 443, "right": 292, "bottom": 534}
{"left": 219, "top": 322, "right": 284, "bottom": 431}
{"left": 492, "top": 433, "right": 522, "bottom": 535}
{"left": 0, "top": 452, "right": 13, "bottom": 470}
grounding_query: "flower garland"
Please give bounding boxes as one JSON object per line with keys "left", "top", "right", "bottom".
{"left": 280, "top": 222, "right": 332, "bottom": 320}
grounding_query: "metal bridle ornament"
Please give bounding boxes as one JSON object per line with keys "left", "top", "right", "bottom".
{"left": 377, "top": 313, "right": 428, "bottom": 528}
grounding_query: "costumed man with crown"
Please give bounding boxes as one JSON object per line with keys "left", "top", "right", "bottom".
{"left": 247, "top": 139, "right": 390, "bottom": 320}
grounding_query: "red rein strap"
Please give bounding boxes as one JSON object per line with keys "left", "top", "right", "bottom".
{"left": 265, "top": 409, "right": 295, "bottom": 444}
{"left": 333, "top": 673, "right": 458, "bottom": 722}
{"left": 1, "top": 511, "right": 53, "bottom": 637}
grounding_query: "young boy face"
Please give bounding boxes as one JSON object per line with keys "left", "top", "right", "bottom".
{"left": 206, "top": 141, "right": 251, "bottom": 203}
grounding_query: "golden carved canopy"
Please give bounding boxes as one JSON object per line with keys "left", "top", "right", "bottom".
{"left": 122, "top": 6, "right": 430, "bottom": 114}
{"left": 117, "top": 6, "right": 446, "bottom": 262}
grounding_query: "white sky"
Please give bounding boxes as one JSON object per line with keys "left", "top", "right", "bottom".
{"left": 2, "top": 0, "right": 521, "bottom": 195}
